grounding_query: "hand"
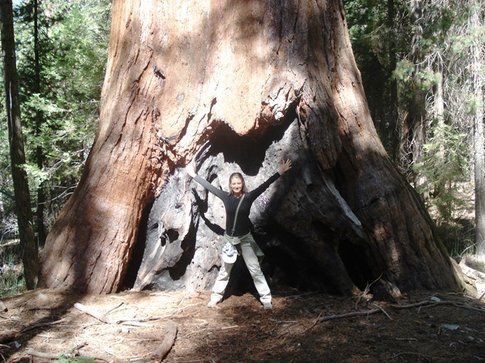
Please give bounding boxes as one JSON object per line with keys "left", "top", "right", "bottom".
{"left": 278, "top": 159, "right": 292, "bottom": 175}
{"left": 186, "top": 161, "right": 196, "bottom": 178}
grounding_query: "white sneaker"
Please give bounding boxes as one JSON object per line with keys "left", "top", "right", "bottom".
{"left": 262, "top": 301, "right": 272, "bottom": 310}
{"left": 207, "top": 296, "right": 221, "bottom": 308}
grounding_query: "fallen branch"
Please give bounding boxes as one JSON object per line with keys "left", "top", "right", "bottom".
{"left": 74, "top": 302, "right": 164, "bottom": 327}
{"left": 67, "top": 342, "right": 88, "bottom": 356}
{"left": 390, "top": 300, "right": 485, "bottom": 313}
{"left": 314, "top": 297, "right": 485, "bottom": 325}
{"left": 373, "top": 303, "right": 392, "bottom": 320}
{"left": 128, "top": 321, "right": 178, "bottom": 362}
{"left": 317, "top": 308, "right": 381, "bottom": 322}
{"left": 391, "top": 351, "right": 436, "bottom": 360}
{"left": 152, "top": 321, "right": 177, "bottom": 360}
{"left": 21, "top": 318, "right": 66, "bottom": 334}
{"left": 25, "top": 342, "right": 107, "bottom": 363}
{"left": 305, "top": 310, "right": 325, "bottom": 331}
{"left": 220, "top": 325, "right": 239, "bottom": 330}
{"left": 119, "top": 321, "right": 154, "bottom": 328}
{"left": 73, "top": 303, "right": 110, "bottom": 324}
{"left": 115, "top": 316, "right": 162, "bottom": 324}
{"left": 25, "top": 348, "right": 59, "bottom": 360}
{"left": 104, "top": 302, "right": 124, "bottom": 316}
{"left": 158, "top": 302, "right": 204, "bottom": 319}
{"left": 269, "top": 318, "right": 299, "bottom": 324}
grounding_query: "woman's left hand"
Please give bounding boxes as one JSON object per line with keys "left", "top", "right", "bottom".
{"left": 186, "top": 161, "right": 197, "bottom": 178}
{"left": 278, "top": 159, "right": 292, "bottom": 174}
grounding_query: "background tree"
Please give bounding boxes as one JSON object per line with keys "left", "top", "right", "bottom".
{"left": 346, "top": 0, "right": 483, "bottom": 257}
{"left": 0, "top": 0, "right": 39, "bottom": 289}
{"left": 33, "top": 0, "right": 46, "bottom": 246}
{"left": 0, "top": 0, "right": 110, "bottom": 296}
{"left": 15, "top": 0, "right": 110, "bottom": 235}
{"left": 469, "top": 0, "right": 484, "bottom": 255}
{"left": 39, "top": 0, "right": 458, "bottom": 296}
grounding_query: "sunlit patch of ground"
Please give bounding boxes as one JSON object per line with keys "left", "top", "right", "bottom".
{"left": 0, "top": 289, "right": 484, "bottom": 362}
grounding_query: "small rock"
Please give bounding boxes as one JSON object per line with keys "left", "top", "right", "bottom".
{"left": 441, "top": 324, "right": 460, "bottom": 331}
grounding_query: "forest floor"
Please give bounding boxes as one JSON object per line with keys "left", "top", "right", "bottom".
{"left": 0, "top": 288, "right": 484, "bottom": 362}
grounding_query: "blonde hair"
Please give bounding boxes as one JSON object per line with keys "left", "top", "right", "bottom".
{"left": 228, "top": 173, "right": 246, "bottom": 195}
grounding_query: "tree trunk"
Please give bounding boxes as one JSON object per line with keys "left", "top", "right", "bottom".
{"left": 40, "top": 0, "right": 459, "bottom": 295}
{"left": 1, "top": 0, "right": 39, "bottom": 289}
{"left": 387, "top": 0, "right": 399, "bottom": 162}
{"left": 33, "top": 0, "right": 47, "bottom": 247}
{"left": 402, "top": 0, "right": 427, "bottom": 183}
{"left": 470, "top": 0, "right": 484, "bottom": 255}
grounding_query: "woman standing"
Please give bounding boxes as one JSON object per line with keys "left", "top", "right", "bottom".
{"left": 187, "top": 159, "right": 292, "bottom": 309}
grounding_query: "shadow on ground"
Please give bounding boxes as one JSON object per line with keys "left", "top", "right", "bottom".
{"left": 166, "top": 290, "right": 485, "bottom": 362}
{"left": 1, "top": 288, "right": 484, "bottom": 362}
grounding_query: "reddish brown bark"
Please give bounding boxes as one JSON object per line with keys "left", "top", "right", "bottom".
{"left": 40, "top": 0, "right": 459, "bottom": 294}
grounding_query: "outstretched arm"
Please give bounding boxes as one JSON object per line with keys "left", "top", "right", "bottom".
{"left": 249, "top": 173, "right": 280, "bottom": 199}
{"left": 187, "top": 162, "right": 226, "bottom": 200}
{"left": 249, "top": 159, "right": 292, "bottom": 199}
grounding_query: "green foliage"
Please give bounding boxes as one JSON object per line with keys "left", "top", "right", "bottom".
{"left": 414, "top": 123, "right": 469, "bottom": 221}
{"left": 0, "top": 0, "right": 111, "bottom": 240}
{"left": 0, "top": 245, "right": 26, "bottom": 298}
{"left": 58, "top": 354, "right": 95, "bottom": 363}
{"left": 19, "top": 0, "right": 111, "bottom": 198}
{"left": 393, "top": 59, "right": 414, "bottom": 82}
{"left": 346, "top": 0, "right": 479, "bottom": 254}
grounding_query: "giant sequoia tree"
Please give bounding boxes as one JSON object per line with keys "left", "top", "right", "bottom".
{"left": 40, "top": 0, "right": 459, "bottom": 295}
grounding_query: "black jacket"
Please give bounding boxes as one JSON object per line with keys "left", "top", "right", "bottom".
{"left": 193, "top": 173, "right": 280, "bottom": 236}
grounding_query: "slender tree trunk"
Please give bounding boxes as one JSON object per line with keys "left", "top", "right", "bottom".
{"left": 433, "top": 70, "right": 446, "bottom": 202}
{"left": 403, "top": 0, "right": 427, "bottom": 185}
{"left": 40, "top": 0, "right": 459, "bottom": 295}
{"left": 470, "top": 1, "right": 484, "bottom": 255}
{"left": 387, "top": 0, "right": 399, "bottom": 162}
{"left": 0, "top": 0, "right": 39, "bottom": 289}
{"left": 33, "top": 0, "right": 47, "bottom": 247}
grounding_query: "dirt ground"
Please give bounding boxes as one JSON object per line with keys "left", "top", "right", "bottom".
{"left": 0, "top": 288, "right": 484, "bottom": 362}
